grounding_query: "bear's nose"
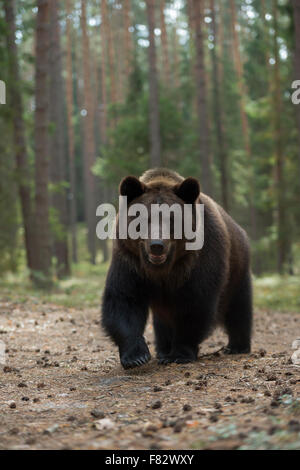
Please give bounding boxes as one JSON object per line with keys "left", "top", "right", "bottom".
{"left": 149, "top": 240, "right": 164, "bottom": 256}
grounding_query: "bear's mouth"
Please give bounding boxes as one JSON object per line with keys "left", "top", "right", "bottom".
{"left": 148, "top": 253, "right": 168, "bottom": 265}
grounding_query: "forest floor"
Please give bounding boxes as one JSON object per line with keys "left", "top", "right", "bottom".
{"left": 0, "top": 283, "right": 299, "bottom": 450}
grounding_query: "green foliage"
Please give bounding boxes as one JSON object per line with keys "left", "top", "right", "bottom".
{"left": 94, "top": 62, "right": 190, "bottom": 183}
{"left": 254, "top": 274, "right": 300, "bottom": 312}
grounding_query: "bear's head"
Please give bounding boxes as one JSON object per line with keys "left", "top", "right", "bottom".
{"left": 118, "top": 174, "right": 201, "bottom": 278}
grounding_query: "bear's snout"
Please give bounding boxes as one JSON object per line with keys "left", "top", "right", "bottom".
{"left": 149, "top": 240, "right": 164, "bottom": 256}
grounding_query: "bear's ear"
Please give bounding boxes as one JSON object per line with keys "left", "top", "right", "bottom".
{"left": 174, "top": 177, "right": 200, "bottom": 204}
{"left": 119, "top": 176, "right": 146, "bottom": 203}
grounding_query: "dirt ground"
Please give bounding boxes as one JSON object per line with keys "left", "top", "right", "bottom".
{"left": 0, "top": 297, "right": 299, "bottom": 450}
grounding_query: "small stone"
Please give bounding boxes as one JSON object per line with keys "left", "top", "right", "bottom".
{"left": 25, "top": 438, "right": 36, "bottom": 445}
{"left": 291, "top": 339, "right": 300, "bottom": 350}
{"left": 241, "top": 396, "right": 255, "bottom": 404}
{"left": 151, "top": 400, "right": 162, "bottom": 410}
{"left": 291, "top": 350, "right": 300, "bottom": 365}
{"left": 173, "top": 420, "right": 185, "bottom": 433}
{"left": 67, "top": 416, "right": 76, "bottom": 422}
{"left": 266, "top": 374, "right": 277, "bottom": 382}
{"left": 93, "top": 418, "right": 115, "bottom": 431}
{"left": 90, "top": 409, "right": 105, "bottom": 419}
{"left": 9, "top": 401, "right": 16, "bottom": 409}
{"left": 183, "top": 404, "right": 192, "bottom": 412}
{"left": 18, "top": 382, "right": 27, "bottom": 388}
{"left": 270, "top": 399, "right": 280, "bottom": 408}
{"left": 268, "top": 426, "right": 279, "bottom": 435}
{"left": 209, "top": 413, "right": 219, "bottom": 423}
{"left": 44, "top": 424, "right": 59, "bottom": 434}
{"left": 9, "top": 428, "right": 19, "bottom": 435}
{"left": 288, "top": 420, "right": 300, "bottom": 432}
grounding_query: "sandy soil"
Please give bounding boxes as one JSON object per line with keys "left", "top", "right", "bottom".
{"left": 0, "top": 298, "right": 299, "bottom": 450}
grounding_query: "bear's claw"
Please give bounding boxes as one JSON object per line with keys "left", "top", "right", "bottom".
{"left": 121, "top": 350, "right": 151, "bottom": 369}
{"left": 121, "top": 353, "right": 151, "bottom": 369}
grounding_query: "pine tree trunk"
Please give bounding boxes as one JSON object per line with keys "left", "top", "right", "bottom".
{"left": 66, "top": 0, "right": 78, "bottom": 264}
{"left": 49, "top": 0, "right": 70, "bottom": 278}
{"left": 210, "top": 0, "right": 229, "bottom": 210}
{"left": 218, "top": 0, "right": 225, "bottom": 86}
{"left": 100, "top": 0, "right": 109, "bottom": 145}
{"left": 33, "top": 0, "right": 52, "bottom": 287}
{"left": 292, "top": 0, "right": 300, "bottom": 187}
{"left": 273, "top": 0, "right": 288, "bottom": 273}
{"left": 146, "top": 0, "right": 162, "bottom": 167}
{"left": 102, "top": 1, "right": 117, "bottom": 105}
{"left": 123, "top": 0, "right": 132, "bottom": 84}
{"left": 192, "top": 0, "right": 213, "bottom": 195}
{"left": 229, "top": 0, "right": 257, "bottom": 242}
{"left": 3, "top": 0, "right": 35, "bottom": 272}
{"left": 261, "top": 0, "right": 271, "bottom": 74}
{"left": 81, "top": 0, "right": 97, "bottom": 265}
{"left": 229, "top": 0, "right": 250, "bottom": 155}
{"left": 172, "top": 27, "right": 180, "bottom": 89}
{"left": 159, "top": 1, "right": 170, "bottom": 84}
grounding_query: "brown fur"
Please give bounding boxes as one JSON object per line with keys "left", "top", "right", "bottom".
{"left": 102, "top": 169, "right": 252, "bottom": 368}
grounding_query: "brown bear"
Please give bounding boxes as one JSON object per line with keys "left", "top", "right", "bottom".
{"left": 102, "top": 168, "right": 252, "bottom": 369}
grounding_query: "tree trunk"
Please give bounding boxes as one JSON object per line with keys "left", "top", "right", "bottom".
{"left": 102, "top": 1, "right": 117, "bottom": 105}
{"left": 159, "top": 0, "right": 170, "bottom": 85}
{"left": 218, "top": 0, "right": 225, "bottom": 86}
{"left": 66, "top": 0, "right": 78, "bottom": 264}
{"left": 210, "top": 0, "right": 229, "bottom": 210}
{"left": 292, "top": 0, "right": 300, "bottom": 187}
{"left": 229, "top": 0, "right": 250, "bottom": 155}
{"left": 3, "top": 0, "right": 35, "bottom": 272}
{"left": 123, "top": 0, "right": 132, "bottom": 83}
{"left": 229, "top": 0, "right": 257, "bottom": 241}
{"left": 33, "top": 0, "right": 52, "bottom": 287}
{"left": 273, "top": 0, "right": 288, "bottom": 273}
{"left": 192, "top": 0, "right": 213, "bottom": 195}
{"left": 172, "top": 26, "right": 180, "bottom": 89}
{"left": 100, "top": 0, "right": 109, "bottom": 145}
{"left": 81, "top": 0, "right": 97, "bottom": 265}
{"left": 49, "top": 0, "right": 70, "bottom": 278}
{"left": 261, "top": 0, "right": 271, "bottom": 74}
{"left": 146, "top": 0, "right": 162, "bottom": 167}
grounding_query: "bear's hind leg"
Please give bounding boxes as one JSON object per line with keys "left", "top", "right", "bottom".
{"left": 224, "top": 271, "right": 252, "bottom": 354}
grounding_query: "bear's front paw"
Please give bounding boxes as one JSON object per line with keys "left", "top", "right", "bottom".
{"left": 120, "top": 337, "right": 151, "bottom": 369}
